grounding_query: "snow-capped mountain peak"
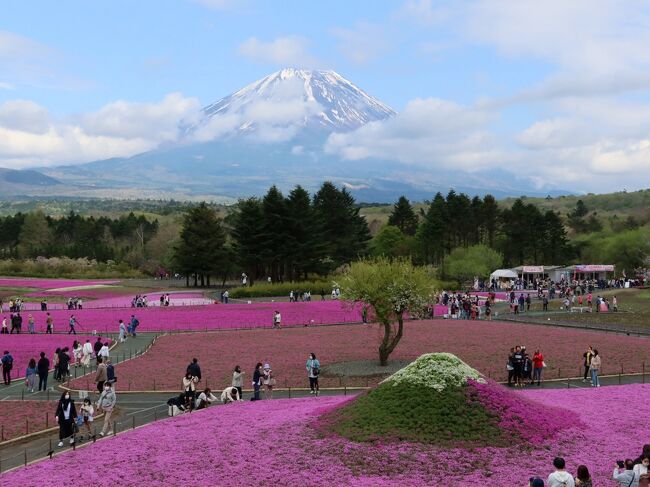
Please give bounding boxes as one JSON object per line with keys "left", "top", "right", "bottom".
{"left": 194, "top": 68, "right": 395, "bottom": 137}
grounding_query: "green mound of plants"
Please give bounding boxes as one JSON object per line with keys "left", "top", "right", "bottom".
{"left": 318, "top": 353, "right": 507, "bottom": 447}
{"left": 384, "top": 352, "right": 484, "bottom": 391}
{"left": 320, "top": 381, "right": 505, "bottom": 447}
{"left": 229, "top": 280, "right": 332, "bottom": 298}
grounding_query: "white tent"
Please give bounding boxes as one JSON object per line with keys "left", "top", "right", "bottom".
{"left": 490, "top": 269, "right": 517, "bottom": 281}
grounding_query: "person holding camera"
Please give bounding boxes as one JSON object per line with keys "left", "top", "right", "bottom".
{"left": 182, "top": 372, "right": 199, "bottom": 408}
{"left": 613, "top": 459, "right": 635, "bottom": 486}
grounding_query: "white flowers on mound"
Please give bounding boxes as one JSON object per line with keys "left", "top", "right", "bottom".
{"left": 383, "top": 353, "right": 485, "bottom": 391}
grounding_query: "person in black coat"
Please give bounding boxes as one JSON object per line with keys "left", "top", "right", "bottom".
{"left": 186, "top": 358, "right": 201, "bottom": 381}
{"left": 251, "top": 362, "right": 263, "bottom": 401}
{"left": 58, "top": 348, "right": 71, "bottom": 382}
{"left": 37, "top": 352, "right": 50, "bottom": 391}
{"left": 55, "top": 392, "right": 78, "bottom": 447}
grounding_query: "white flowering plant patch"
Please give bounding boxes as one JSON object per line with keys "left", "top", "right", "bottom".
{"left": 383, "top": 352, "right": 485, "bottom": 391}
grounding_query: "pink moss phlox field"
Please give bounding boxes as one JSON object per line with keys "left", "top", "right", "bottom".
{"left": 73, "top": 319, "right": 650, "bottom": 391}
{"left": 3, "top": 385, "right": 650, "bottom": 486}
{"left": 467, "top": 379, "right": 580, "bottom": 444}
{"left": 0, "top": 400, "right": 57, "bottom": 441}
{"left": 0, "top": 335, "right": 110, "bottom": 377}
{"left": 1, "top": 301, "right": 361, "bottom": 334}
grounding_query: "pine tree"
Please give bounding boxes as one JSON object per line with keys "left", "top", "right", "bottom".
{"left": 259, "top": 185, "right": 289, "bottom": 282}
{"left": 417, "top": 192, "right": 447, "bottom": 264}
{"left": 174, "top": 203, "right": 226, "bottom": 287}
{"left": 231, "top": 198, "right": 264, "bottom": 282}
{"left": 313, "top": 182, "right": 371, "bottom": 270}
{"left": 285, "top": 186, "right": 326, "bottom": 279}
{"left": 387, "top": 196, "right": 418, "bottom": 235}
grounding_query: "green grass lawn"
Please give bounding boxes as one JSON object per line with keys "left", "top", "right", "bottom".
{"left": 504, "top": 288, "right": 650, "bottom": 331}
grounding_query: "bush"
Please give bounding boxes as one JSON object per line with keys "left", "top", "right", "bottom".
{"left": 229, "top": 280, "right": 333, "bottom": 298}
{"left": 0, "top": 257, "right": 144, "bottom": 279}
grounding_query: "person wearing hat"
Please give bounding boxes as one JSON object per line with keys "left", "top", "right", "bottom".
{"left": 263, "top": 363, "right": 275, "bottom": 399}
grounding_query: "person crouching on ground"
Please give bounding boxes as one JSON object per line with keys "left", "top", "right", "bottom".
{"left": 221, "top": 386, "right": 240, "bottom": 404}
{"left": 196, "top": 388, "right": 218, "bottom": 409}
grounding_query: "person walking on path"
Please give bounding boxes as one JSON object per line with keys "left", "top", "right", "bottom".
{"left": 45, "top": 313, "right": 53, "bottom": 334}
{"left": 27, "top": 314, "right": 35, "bottom": 334}
{"left": 273, "top": 310, "right": 281, "bottom": 329}
{"left": 98, "top": 342, "right": 110, "bottom": 361}
{"left": 73, "top": 340, "right": 83, "bottom": 368}
{"left": 58, "top": 347, "right": 70, "bottom": 382}
{"left": 1, "top": 350, "right": 14, "bottom": 385}
{"left": 129, "top": 315, "right": 139, "bottom": 337}
{"left": 95, "top": 357, "right": 108, "bottom": 393}
{"left": 68, "top": 315, "right": 77, "bottom": 334}
{"left": 251, "top": 362, "right": 263, "bottom": 401}
{"left": 37, "top": 352, "right": 49, "bottom": 391}
{"left": 55, "top": 391, "right": 78, "bottom": 447}
{"left": 25, "top": 358, "right": 37, "bottom": 392}
{"left": 82, "top": 340, "right": 93, "bottom": 367}
{"left": 79, "top": 397, "right": 94, "bottom": 439}
{"left": 306, "top": 353, "right": 320, "bottom": 395}
{"left": 589, "top": 349, "right": 601, "bottom": 387}
{"left": 532, "top": 349, "right": 544, "bottom": 386}
{"left": 232, "top": 365, "right": 244, "bottom": 400}
{"left": 96, "top": 381, "right": 116, "bottom": 437}
{"left": 52, "top": 348, "right": 61, "bottom": 382}
{"left": 118, "top": 320, "right": 127, "bottom": 343}
{"left": 93, "top": 337, "right": 103, "bottom": 360}
{"left": 582, "top": 346, "right": 594, "bottom": 382}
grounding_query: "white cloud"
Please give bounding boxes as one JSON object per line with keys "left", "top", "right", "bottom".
{"left": 325, "top": 97, "right": 500, "bottom": 170}
{"left": 0, "top": 82, "right": 14, "bottom": 90}
{"left": 237, "top": 36, "right": 318, "bottom": 67}
{"left": 0, "top": 94, "right": 201, "bottom": 168}
{"left": 80, "top": 93, "right": 200, "bottom": 141}
{"left": 192, "top": 0, "right": 237, "bottom": 10}
{"left": 330, "top": 23, "right": 391, "bottom": 65}
{"left": 0, "top": 100, "right": 50, "bottom": 134}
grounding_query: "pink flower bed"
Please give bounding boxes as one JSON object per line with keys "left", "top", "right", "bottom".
{"left": 2, "top": 385, "right": 649, "bottom": 485}
{"left": 0, "top": 335, "right": 109, "bottom": 378}
{"left": 0, "top": 400, "right": 57, "bottom": 441}
{"left": 4, "top": 301, "right": 361, "bottom": 335}
{"left": 67, "top": 319, "right": 650, "bottom": 391}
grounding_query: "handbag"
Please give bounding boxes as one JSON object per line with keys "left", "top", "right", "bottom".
{"left": 542, "top": 361, "right": 547, "bottom": 368}
{"left": 639, "top": 473, "right": 650, "bottom": 487}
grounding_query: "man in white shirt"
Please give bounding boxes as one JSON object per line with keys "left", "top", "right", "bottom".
{"left": 547, "top": 457, "right": 575, "bottom": 487}
{"left": 273, "top": 311, "right": 281, "bottom": 329}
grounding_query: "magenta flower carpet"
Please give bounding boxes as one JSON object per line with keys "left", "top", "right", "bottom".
{"left": 2, "top": 301, "right": 361, "bottom": 335}
{"left": 1, "top": 385, "right": 647, "bottom": 486}
{"left": 66, "top": 319, "right": 650, "bottom": 391}
{"left": 0, "top": 335, "right": 110, "bottom": 378}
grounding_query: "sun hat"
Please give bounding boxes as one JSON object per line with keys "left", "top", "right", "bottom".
{"left": 264, "top": 363, "right": 270, "bottom": 369}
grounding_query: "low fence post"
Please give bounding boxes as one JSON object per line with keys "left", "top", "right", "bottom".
{"left": 644, "top": 362, "right": 646, "bottom": 384}
{"left": 46, "top": 412, "right": 49, "bottom": 428}
{"left": 132, "top": 416, "right": 135, "bottom": 430}
{"left": 24, "top": 449, "right": 27, "bottom": 466}
{"left": 26, "top": 418, "right": 28, "bottom": 435}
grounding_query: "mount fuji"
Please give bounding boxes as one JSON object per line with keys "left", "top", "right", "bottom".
{"left": 38, "top": 69, "right": 565, "bottom": 202}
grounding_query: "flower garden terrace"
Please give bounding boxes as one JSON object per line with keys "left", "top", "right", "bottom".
{"left": 65, "top": 319, "right": 650, "bottom": 392}
{"left": 0, "top": 301, "right": 363, "bottom": 335}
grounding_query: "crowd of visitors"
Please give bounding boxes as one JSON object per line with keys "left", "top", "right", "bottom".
{"left": 527, "top": 452, "right": 650, "bottom": 486}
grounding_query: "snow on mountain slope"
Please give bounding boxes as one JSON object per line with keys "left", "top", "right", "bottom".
{"left": 189, "top": 68, "right": 395, "bottom": 139}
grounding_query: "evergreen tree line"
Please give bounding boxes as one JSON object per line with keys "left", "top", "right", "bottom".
{"left": 0, "top": 211, "right": 159, "bottom": 261}
{"left": 385, "top": 191, "right": 571, "bottom": 267}
{"left": 173, "top": 182, "right": 371, "bottom": 286}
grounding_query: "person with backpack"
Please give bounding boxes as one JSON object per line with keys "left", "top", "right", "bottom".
{"left": 37, "top": 352, "right": 50, "bottom": 391}
{"left": 130, "top": 315, "right": 140, "bottom": 337}
{"left": 106, "top": 359, "right": 116, "bottom": 384}
{"left": 186, "top": 358, "right": 201, "bottom": 381}
{"left": 306, "top": 353, "right": 320, "bottom": 395}
{"left": 1, "top": 350, "right": 14, "bottom": 385}
{"left": 93, "top": 337, "right": 103, "bottom": 360}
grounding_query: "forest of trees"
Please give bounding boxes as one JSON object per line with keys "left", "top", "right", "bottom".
{"left": 0, "top": 211, "right": 159, "bottom": 263}
{"left": 1, "top": 184, "right": 647, "bottom": 283}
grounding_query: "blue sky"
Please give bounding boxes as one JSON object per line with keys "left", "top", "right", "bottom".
{"left": 1, "top": 0, "right": 650, "bottom": 192}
